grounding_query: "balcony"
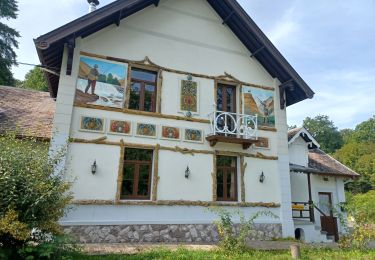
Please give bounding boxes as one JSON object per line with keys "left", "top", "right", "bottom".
{"left": 206, "top": 110, "right": 258, "bottom": 149}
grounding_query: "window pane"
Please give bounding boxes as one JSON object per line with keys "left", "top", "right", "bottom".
{"left": 123, "top": 164, "right": 135, "bottom": 180}
{"left": 122, "top": 180, "right": 133, "bottom": 196}
{"left": 131, "top": 69, "right": 157, "bottom": 82}
{"left": 129, "top": 82, "right": 141, "bottom": 110}
{"left": 125, "top": 148, "right": 153, "bottom": 161}
{"left": 217, "top": 87, "right": 223, "bottom": 111}
{"left": 217, "top": 169, "right": 224, "bottom": 198}
{"left": 226, "top": 87, "right": 234, "bottom": 112}
{"left": 227, "top": 172, "right": 236, "bottom": 199}
{"left": 138, "top": 164, "right": 150, "bottom": 196}
{"left": 144, "top": 84, "right": 156, "bottom": 112}
{"left": 217, "top": 156, "right": 236, "bottom": 167}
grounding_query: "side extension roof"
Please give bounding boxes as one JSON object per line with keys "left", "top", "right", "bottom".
{"left": 34, "top": 0, "right": 314, "bottom": 105}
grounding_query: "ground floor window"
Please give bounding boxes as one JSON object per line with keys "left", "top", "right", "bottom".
{"left": 121, "top": 148, "right": 153, "bottom": 200}
{"left": 216, "top": 155, "right": 238, "bottom": 201}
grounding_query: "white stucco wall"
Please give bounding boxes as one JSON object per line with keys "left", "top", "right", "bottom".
{"left": 289, "top": 137, "right": 309, "bottom": 166}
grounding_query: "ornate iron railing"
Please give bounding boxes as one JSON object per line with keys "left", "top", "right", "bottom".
{"left": 208, "top": 109, "right": 258, "bottom": 139}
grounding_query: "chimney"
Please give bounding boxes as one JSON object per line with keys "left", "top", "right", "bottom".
{"left": 88, "top": 0, "right": 100, "bottom": 13}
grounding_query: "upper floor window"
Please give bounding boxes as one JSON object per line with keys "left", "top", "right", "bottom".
{"left": 216, "top": 155, "right": 238, "bottom": 201}
{"left": 129, "top": 68, "right": 158, "bottom": 112}
{"left": 121, "top": 148, "right": 153, "bottom": 200}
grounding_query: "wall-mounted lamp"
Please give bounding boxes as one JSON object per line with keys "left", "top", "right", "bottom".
{"left": 91, "top": 160, "right": 97, "bottom": 175}
{"left": 259, "top": 172, "right": 265, "bottom": 183}
{"left": 185, "top": 166, "right": 190, "bottom": 179}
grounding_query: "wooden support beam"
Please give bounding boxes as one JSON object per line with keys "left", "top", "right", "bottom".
{"left": 279, "top": 79, "right": 294, "bottom": 110}
{"left": 115, "top": 9, "right": 123, "bottom": 26}
{"left": 153, "top": 0, "right": 160, "bottom": 7}
{"left": 222, "top": 10, "right": 235, "bottom": 25}
{"left": 307, "top": 173, "right": 315, "bottom": 223}
{"left": 250, "top": 46, "right": 265, "bottom": 58}
{"left": 66, "top": 37, "right": 75, "bottom": 76}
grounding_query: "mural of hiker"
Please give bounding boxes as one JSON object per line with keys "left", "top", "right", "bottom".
{"left": 75, "top": 56, "right": 128, "bottom": 108}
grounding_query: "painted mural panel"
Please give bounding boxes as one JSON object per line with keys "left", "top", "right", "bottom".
{"left": 243, "top": 86, "right": 275, "bottom": 127}
{"left": 109, "top": 120, "right": 132, "bottom": 135}
{"left": 184, "top": 128, "right": 203, "bottom": 143}
{"left": 136, "top": 123, "right": 157, "bottom": 138}
{"left": 75, "top": 56, "right": 127, "bottom": 108}
{"left": 161, "top": 126, "right": 180, "bottom": 140}
{"left": 80, "top": 116, "right": 105, "bottom": 132}
{"left": 180, "top": 79, "right": 198, "bottom": 113}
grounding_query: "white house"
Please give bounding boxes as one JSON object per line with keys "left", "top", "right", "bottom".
{"left": 33, "top": 0, "right": 358, "bottom": 243}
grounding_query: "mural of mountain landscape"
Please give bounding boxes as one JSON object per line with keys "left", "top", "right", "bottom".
{"left": 75, "top": 56, "right": 127, "bottom": 108}
{"left": 243, "top": 86, "right": 275, "bottom": 127}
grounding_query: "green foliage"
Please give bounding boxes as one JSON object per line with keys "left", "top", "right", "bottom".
{"left": 0, "top": 0, "right": 20, "bottom": 86}
{"left": 350, "top": 116, "right": 375, "bottom": 143}
{"left": 22, "top": 66, "right": 49, "bottom": 92}
{"left": 209, "top": 207, "right": 277, "bottom": 252}
{"left": 303, "top": 115, "right": 343, "bottom": 153}
{"left": 0, "top": 132, "right": 72, "bottom": 250}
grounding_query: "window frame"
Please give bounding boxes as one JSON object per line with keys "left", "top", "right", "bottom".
{"left": 120, "top": 148, "right": 154, "bottom": 200}
{"left": 216, "top": 155, "right": 238, "bottom": 202}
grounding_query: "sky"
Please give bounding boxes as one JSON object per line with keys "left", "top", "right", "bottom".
{"left": 7, "top": 0, "right": 375, "bottom": 129}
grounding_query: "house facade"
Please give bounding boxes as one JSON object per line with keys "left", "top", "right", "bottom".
{"left": 33, "top": 0, "right": 356, "bottom": 243}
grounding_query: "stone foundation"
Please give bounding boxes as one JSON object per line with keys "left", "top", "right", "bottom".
{"left": 63, "top": 223, "right": 282, "bottom": 243}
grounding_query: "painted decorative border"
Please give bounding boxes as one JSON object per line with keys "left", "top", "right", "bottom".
{"left": 135, "top": 123, "right": 157, "bottom": 138}
{"left": 178, "top": 76, "right": 200, "bottom": 116}
{"left": 108, "top": 120, "right": 132, "bottom": 136}
{"left": 160, "top": 125, "right": 181, "bottom": 141}
{"left": 79, "top": 116, "right": 105, "bottom": 133}
{"left": 183, "top": 128, "right": 204, "bottom": 143}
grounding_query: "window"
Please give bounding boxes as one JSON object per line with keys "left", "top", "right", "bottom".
{"left": 216, "top": 155, "right": 238, "bottom": 201}
{"left": 129, "top": 68, "right": 158, "bottom": 112}
{"left": 121, "top": 148, "right": 153, "bottom": 200}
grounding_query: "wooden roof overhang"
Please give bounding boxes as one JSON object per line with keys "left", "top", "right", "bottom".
{"left": 289, "top": 163, "right": 359, "bottom": 179}
{"left": 34, "top": 0, "right": 314, "bottom": 105}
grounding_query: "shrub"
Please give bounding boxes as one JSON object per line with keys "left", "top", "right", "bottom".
{"left": 0, "top": 132, "right": 73, "bottom": 254}
{"left": 209, "top": 207, "right": 277, "bottom": 252}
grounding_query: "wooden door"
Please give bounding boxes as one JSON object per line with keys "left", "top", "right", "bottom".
{"left": 319, "top": 192, "right": 339, "bottom": 241}
{"left": 216, "top": 84, "right": 236, "bottom": 134}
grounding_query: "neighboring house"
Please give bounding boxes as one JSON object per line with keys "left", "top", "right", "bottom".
{"left": 32, "top": 0, "right": 357, "bottom": 243}
{"left": 288, "top": 127, "right": 358, "bottom": 242}
{"left": 0, "top": 86, "right": 55, "bottom": 140}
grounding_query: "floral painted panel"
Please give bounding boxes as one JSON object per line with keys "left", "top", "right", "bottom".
{"left": 136, "top": 123, "right": 157, "bottom": 138}
{"left": 180, "top": 79, "right": 198, "bottom": 112}
{"left": 243, "top": 86, "right": 275, "bottom": 127}
{"left": 184, "top": 128, "right": 203, "bottom": 143}
{"left": 161, "top": 126, "right": 180, "bottom": 140}
{"left": 80, "top": 116, "right": 105, "bottom": 132}
{"left": 109, "top": 120, "right": 131, "bottom": 135}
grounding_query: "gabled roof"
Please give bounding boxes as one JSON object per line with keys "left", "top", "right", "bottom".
{"left": 34, "top": 0, "right": 314, "bottom": 105}
{"left": 288, "top": 127, "right": 320, "bottom": 149}
{"left": 0, "top": 86, "right": 55, "bottom": 140}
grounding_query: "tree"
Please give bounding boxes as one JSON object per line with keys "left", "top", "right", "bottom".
{"left": 22, "top": 67, "right": 49, "bottom": 92}
{"left": 350, "top": 116, "right": 375, "bottom": 143}
{"left": 303, "top": 115, "right": 343, "bottom": 153}
{"left": 0, "top": 0, "right": 20, "bottom": 86}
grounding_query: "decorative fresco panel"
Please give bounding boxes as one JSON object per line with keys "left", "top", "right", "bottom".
{"left": 136, "top": 123, "right": 157, "bottom": 138}
{"left": 184, "top": 128, "right": 203, "bottom": 143}
{"left": 80, "top": 116, "right": 105, "bottom": 132}
{"left": 161, "top": 126, "right": 180, "bottom": 140}
{"left": 255, "top": 137, "right": 269, "bottom": 149}
{"left": 180, "top": 79, "right": 198, "bottom": 112}
{"left": 109, "top": 120, "right": 132, "bottom": 135}
{"left": 243, "top": 86, "right": 275, "bottom": 127}
{"left": 75, "top": 56, "right": 127, "bottom": 108}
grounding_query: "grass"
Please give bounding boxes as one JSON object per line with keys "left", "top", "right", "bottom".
{"left": 76, "top": 247, "right": 375, "bottom": 260}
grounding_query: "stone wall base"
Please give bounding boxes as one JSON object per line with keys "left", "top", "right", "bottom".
{"left": 63, "top": 223, "right": 282, "bottom": 243}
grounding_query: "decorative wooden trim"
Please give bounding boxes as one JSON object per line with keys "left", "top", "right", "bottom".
{"left": 240, "top": 156, "right": 247, "bottom": 203}
{"left": 124, "top": 63, "right": 132, "bottom": 109}
{"left": 157, "top": 69, "right": 163, "bottom": 113}
{"left": 69, "top": 138, "right": 278, "bottom": 160}
{"left": 151, "top": 144, "right": 160, "bottom": 201}
{"left": 115, "top": 141, "right": 125, "bottom": 201}
{"left": 212, "top": 153, "right": 217, "bottom": 201}
{"left": 74, "top": 102, "right": 210, "bottom": 124}
{"left": 79, "top": 51, "right": 274, "bottom": 91}
{"left": 72, "top": 199, "right": 280, "bottom": 208}
{"left": 259, "top": 126, "right": 277, "bottom": 132}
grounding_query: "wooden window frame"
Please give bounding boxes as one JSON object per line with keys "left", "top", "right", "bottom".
{"left": 216, "top": 82, "right": 237, "bottom": 113}
{"left": 127, "top": 65, "right": 161, "bottom": 113}
{"left": 120, "top": 148, "right": 154, "bottom": 200}
{"left": 216, "top": 155, "right": 238, "bottom": 202}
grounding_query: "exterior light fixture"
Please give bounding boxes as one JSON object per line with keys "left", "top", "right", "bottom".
{"left": 91, "top": 160, "right": 97, "bottom": 174}
{"left": 185, "top": 166, "right": 190, "bottom": 179}
{"left": 259, "top": 172, "right": 265, "bottom": 183}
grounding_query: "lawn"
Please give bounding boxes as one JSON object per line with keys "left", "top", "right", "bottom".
{"left": 78, "top": 247, "right": 375, "bottom": 260}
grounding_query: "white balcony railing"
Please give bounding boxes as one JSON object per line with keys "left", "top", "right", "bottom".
{"left": 208, "top": 109, "right": 258, "bottom": 139}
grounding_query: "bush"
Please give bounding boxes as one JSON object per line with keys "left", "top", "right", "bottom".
{"left": 209, "top": 207, "right": 277, "bottom": 252}
{"left": 0, "top": 132, "right": 73, "bottom": 255}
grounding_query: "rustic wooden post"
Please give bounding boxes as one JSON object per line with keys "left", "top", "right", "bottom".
{"left": 307, "top": 173, "right": 315, "bottom": 223}
{"left": 290, "top": 244, "right": 301, "bottom": 259}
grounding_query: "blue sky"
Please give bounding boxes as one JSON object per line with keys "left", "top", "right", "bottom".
{"left": 8, "top": 0, "right": 375, "bottom": 129}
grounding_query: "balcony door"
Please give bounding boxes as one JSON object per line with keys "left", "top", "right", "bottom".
{"left": 216, "top": 84, "right": 236, "bottom": 135}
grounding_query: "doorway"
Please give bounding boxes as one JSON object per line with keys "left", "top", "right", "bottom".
{"left": 318, "top": 192, "right": 339, "bottom": 241}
